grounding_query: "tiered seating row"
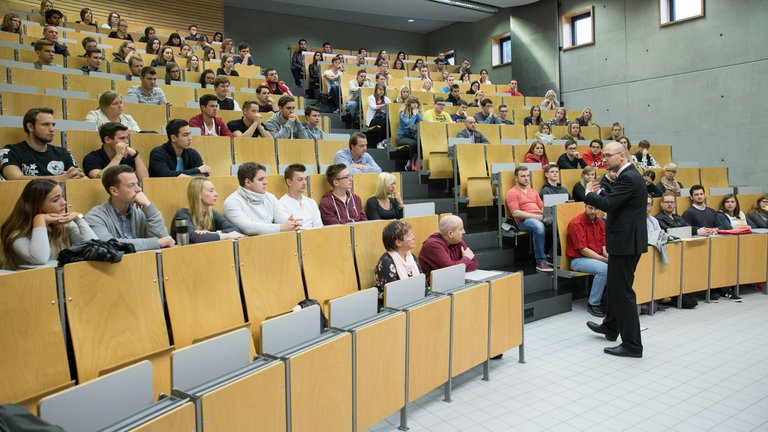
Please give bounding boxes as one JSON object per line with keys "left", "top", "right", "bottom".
{"left": 0, "top": 222, "right": 524, "bottom": 431}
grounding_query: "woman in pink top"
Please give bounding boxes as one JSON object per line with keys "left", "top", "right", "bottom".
{"left": 523, "top": 140, "right": 549, "bottom": 169}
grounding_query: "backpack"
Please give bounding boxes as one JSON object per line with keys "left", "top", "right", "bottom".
{"left": 297, "top": 299, "right": 328, "bottom": 329}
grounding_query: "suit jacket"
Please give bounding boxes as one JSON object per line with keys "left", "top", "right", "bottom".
{"left": 584, "top": 164, "right": 647, "bottom": 256}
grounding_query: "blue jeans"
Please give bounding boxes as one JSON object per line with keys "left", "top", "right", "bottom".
{"left": 328, "top": 83, "right": 340, "bottom": 109}
{"left": 345, "top": 100, "right": 359, "bottom": 119}
{"left": 570, "top": 257, "right": 608, "bottom": 306}
{"left": 518, "top": 218, "right": 546, "bottom": 263}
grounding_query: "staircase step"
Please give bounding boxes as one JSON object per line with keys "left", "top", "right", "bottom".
{"left": 524, "top": 291, "right": 572, "bottom": 323}
{"left": 464, "top": 231, "right": 499, "bottom": 250}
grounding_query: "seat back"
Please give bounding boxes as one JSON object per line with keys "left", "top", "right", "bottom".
{"left": 66, "top": 75, "right": 112, "bottom": 99}
{"left": 63, "top": 97, "right": 97, "bottom": 122}
{"left": 555, "top": 201, "right": 590, "bottom": 271}
{"left": 276, "top": 138, "right": 316, "bottom": 173}
{"left": 352, "top": 220, "right": 390, "bottom": 289}
{"left": 238, "top": 232, "right": 306, "bottom": 350}
{"left": 700, "top": 167, "right": 729, "bottom": 189}
{"left": 500, "top": 124, "right": 525, "bottom": 140}
{"left": 63, "top": 252, "right": 170, "bottom": 391}
{"left": 317, "top": 139, "right": 348, "bottom": 167}
{"left": 387, "top": 102, "right": 404, "bottom": 147}
{"left": 123, "top": 103, "right": 167, "bottom": 132}
{"left": 401, "top": 214, "right": 439, "bottom": 257}
{"left": 161, "top": 241, "right": 246, "bottom": 349}
{"left": 140, "top": 177, "right": 192, "bottom": 226}
{"left": 232, "top": 137, "right": 277, "bottom": 172}
{"left": 559, "top": 169, "right": 583, "bottom": 197}
{"left": 300, "top": 225, "right": 359, "bottom": 307}
{"left": 419, "top": 121, "right": 450, "bottom": 178}
{"left": 455, "top": 143, "right": 489, "bottom": 198}
{"left": 64, "top": 178, "right": 106, "bottom": 216}
{"left": 308, "top": 173, "right": 332, "bottom": 205}
{"left": 9, "top": 68, "right": 64, "bottom": 91}
{"left": 0, "top": 179, "right": 30, "bottom": 226}
{"left": 128, "top": 133, "right": 167, "bottom": 163}
{"left": 675, "top": 168, "right": 700, "bottom": 190}
{"left": 1, "top": 91, "right": 63, "bottom": 116}
{"left": 0, "top": 267, "right": 71, "bottom": 409}
{"left": 191, "top": 135, "right": 232, "bottom": 176}
{"left": 64, "top": 130, "right": 101, "bottom": 168}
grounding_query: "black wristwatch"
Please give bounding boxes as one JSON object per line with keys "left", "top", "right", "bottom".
{"left": 130, "top": 149, "right": 139, "bottom": 159}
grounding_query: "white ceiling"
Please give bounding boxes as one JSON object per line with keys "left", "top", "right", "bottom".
{"left": 224, "top": 0, "right": 540, "bottom": 33}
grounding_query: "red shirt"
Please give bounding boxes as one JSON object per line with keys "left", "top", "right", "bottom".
{"left": 566, "top": 212, "right": 606, "bottom": 258}
{"left": 418, "top": 233, "right": 478, "bottom": 283}
{"left": 505, "top": 186, "right": 543, "bottom": 225}
{"left": 504, "top": 90, "right": 524, "bottom": 97}
{"left": 188, "top": 114, "right": 234, "bottom": 137}
{"left": 582, "top": 150, "right": 604, "bottom": 168}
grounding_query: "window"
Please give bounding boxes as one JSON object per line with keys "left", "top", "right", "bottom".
{"left": 660, "top": 0, "right": 704, "bottom": 26}
{"left": 561, "top": 6, "right": 594, "bottom": 51}
{"left": 491, "top": 33, "right": 511, "bottom": 66}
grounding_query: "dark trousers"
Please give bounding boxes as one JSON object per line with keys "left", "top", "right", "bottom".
{"left": 290, "top": 65, "right": 304, "bottom": 86}
{"left": 603, "top": 254, "right": 642, "bottom": 353}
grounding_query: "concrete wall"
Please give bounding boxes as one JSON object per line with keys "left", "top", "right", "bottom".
{"left": 558, "top": 0, "right": 768, "bottom": 188}
{"left": 223, "top": 8, "right": 426, "bottom": 83}
{"left": 508, "top": 0, "right": 560, "bottom": 98}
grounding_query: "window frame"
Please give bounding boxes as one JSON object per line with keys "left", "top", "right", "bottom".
{"left": 659, "top": 0, "right": 705, "bottom": 27}
{"left": 561, "top": 6, "right": 594, "bottom": 51}
{"left": 491, "top": 32, "right": 512, "bottom": 67}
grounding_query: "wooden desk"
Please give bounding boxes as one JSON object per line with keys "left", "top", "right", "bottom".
{"left": 450, "top": 283, "right": 490, "bottom": 379}
{"left": 406, "top": 297, "right": 451, "bottom": 403}
{"left": 681, "top": 238, "right": 710, "bottom": 294}
{"left": 653, "top": 242, "right": 681, "bottom": 300}
{"left": 709, "top": 236, "right": 738, "bottom": 289}
{"left": 488, "top": 273, "right": 523, "bottom": 358}
{"left": 738, "top": 233, "right": 768, "bottom": 285}
{"left": 633, "top": 251, "right": 653, "bottom": 304}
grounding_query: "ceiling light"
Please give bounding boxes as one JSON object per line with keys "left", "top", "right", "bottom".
{"left": 426, "top": 0, "right": 498, "bottom": 14}
{"left": 408, "top": 19, "right": 415, "bottom": 22}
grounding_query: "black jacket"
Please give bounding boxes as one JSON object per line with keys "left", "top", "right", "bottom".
{"left": 148, "top": 141, "right": 206, "bottom": 177}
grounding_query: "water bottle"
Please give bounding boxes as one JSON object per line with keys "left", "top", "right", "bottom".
{"left": 174, "top": 217, "right": 189, "bottom": 246}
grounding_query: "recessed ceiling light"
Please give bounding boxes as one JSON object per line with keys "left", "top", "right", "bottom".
{"left": 408, "top": 19, "right": 415, "bottom": 22}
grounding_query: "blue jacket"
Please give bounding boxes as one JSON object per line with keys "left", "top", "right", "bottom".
{"left": 148, "top": 141, "right": 206, "bottom": 177}
{"left": 398, "top": 111, "right": 423, "bottom": 140}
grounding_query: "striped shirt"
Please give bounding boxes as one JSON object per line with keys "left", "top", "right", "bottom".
{"left": 127, "top": 85, "right": 167, "bottom": 105}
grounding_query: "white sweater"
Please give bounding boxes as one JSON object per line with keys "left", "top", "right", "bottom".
{"left": 279, "top": 194, "right": 323, "bottom": 229}
{"left": 223, "top": 187, "right": 290, "bottom": 235}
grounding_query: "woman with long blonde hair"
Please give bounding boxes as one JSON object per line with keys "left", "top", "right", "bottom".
{"left": 572, "top": 166, "right": 596, "bottom": 202}
{"left": 365, "top": 172, "right": 404, "bottom": 220}
{"left": 1, "top": 180, "right": 96, "bottom": 269}
{"left": 170, "top": 177, "right": 244, "bottom": 244}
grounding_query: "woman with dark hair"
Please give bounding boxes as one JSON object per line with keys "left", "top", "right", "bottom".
{"left": 0, "top": 180, "right": 96, "bottom": 269}
{"left": 151, "top": 46, "right": 174, "bottom": 68}
{"left": 373, "top": 220, "right": 421, "bottom": 307}
{"left": 164, "top": 62, "right": 181, "bottom": 85}
{"left": 633, "top": 139, "right": 660, "bottom": 169}
{"left": 187, "top": 55, "right": 200, "bottom": 72}
{"left": 101, "top": 11, "right": 120, "bottom": 30}
{"left": 138, "top": 26, "right": 156, "bottom": 43}
{"left": 366, "top": 82, "right": 390, "bottom": 145}
{"left": 392, "top": 58, "right": 405, "bottom": 70}
{"left": 466, "top": 81, "right": 480, "bottom": 95}
{"left": 374, "top": 50, "right": 388, "bottom": 66}
{"left": 747, "top": 194, "right": 768, "bottom": 229}
{"left": 108, "top": 19, "right": 133, "bottom": 41}
{"left": 166, "top": 32, "right": 182, "bottom": 47}
{"left": 397, "top": 51, "right": 406, "bottom": 61}
{"left": 411, "top": 58, "right": 424, "bottom": 71}
{"left": 170, "top": 177, "right": 243, "bottom": 244}
{"left": 523, "top": 140, "right": 549, "bottom": 169}
{"left": 76, "top": 8, "right": 96, "bottom": 27}
{"left": 1, "top": 13, "right": 22, "bottom": 34}
{"left": 458, "top": 71, "right": 470, "bottom": 83}
{"left": 203, "top": 46, "right": 216, "bottom": 62}
{"left": 145, "top": 36, "right": 161, "bottom": 55}
{"left": 717, "top": 194, "right": 755, "bottom": 229}
{"left": 216, "top": 54, "right": 239, "bottom": 76}
{"left": 479, "top": 68, "right": 492, "bottom": 84}
{"left": 212, "top": 32, "right": 224, "bottom": 43}
{"left": 642, "top": 171, "right": 662, "bottom": 197}
{"left": 199, "top": 69, "right": 215, "bottom": 88}
{"left": 524, "top": 105, "right": 543, "bottom": 126}
{"left": 307, "top": 52, "right": 323, "bottom": 98}
{"left": 179, "top": 43, "right": 191, "bottom": 58}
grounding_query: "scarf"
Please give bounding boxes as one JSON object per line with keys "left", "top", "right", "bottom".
{"left": 661, "top": 177, "right": 680, "bottom": 195}
{"left": 387, "top": 250, "right": 420, "bottom": 281}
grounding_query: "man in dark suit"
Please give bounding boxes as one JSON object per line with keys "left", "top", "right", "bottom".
{"left": 583, "top": 142, "right": 647, "bottom": 358}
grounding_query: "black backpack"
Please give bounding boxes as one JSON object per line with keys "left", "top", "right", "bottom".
{"left": 0, "top": 404, "right": 65, "bottom": 432}
{"left": 57, "top": 239, "right": 136, "bottom": 267}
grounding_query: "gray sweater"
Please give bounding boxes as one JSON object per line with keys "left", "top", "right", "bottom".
{"left": 264, "top": 114, "right": 309, "bottom": 139}
{"left": 12, "top": 220, "right": 97, "bottom": 265}
{"left": 85, "top": 200, "right": 169, "bottom": 251}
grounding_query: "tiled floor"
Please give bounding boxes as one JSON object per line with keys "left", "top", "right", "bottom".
{"left": 371, "top": 289, "right": 768, "bottom": 431}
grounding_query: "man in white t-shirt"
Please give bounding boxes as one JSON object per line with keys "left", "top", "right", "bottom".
{"left": 278, "top": 163, "right": 323, "bottom": 228}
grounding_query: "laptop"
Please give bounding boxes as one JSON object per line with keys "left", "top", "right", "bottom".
{"left": 667, "top": 226, "right": 693, "bottom": 240}
{"left": 384, "top": 274, "right": 426, "bottom": 309}
{"left": 543, "top": 193, "right": 569, "bottom": 208}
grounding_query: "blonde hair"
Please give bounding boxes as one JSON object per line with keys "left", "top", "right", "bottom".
{"left": 396, "top": 85, "right": 410, "bottom": 103}
{"left": 579, "top": 166, "right": 596, "bottom": 188}
{"left": 401, "top": 96, "right": 422, "bottom": 118}
{"left": 187, "top": 177, "right": 214, "bottom": 231}
{"left": 664, "top": 162, "right": 678, "bottom": 173}
{"left": 374, "top": 172, "right": 396, "bottom": 200}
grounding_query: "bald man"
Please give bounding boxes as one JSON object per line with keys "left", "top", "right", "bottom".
{"left": 584, "top": 141, "right": 647, "bottom": 358}
{"left": 418, "top": 215, "right": 478, "bottom": 283}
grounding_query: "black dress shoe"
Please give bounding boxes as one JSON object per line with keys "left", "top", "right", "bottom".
{"left": 586, "top": 321, "right": 618, "bottom": 341}
{"left": 490, "top": 354, "right": 503, "bottom": 360}
{"left": 587, "top": 304, "right": 606, "bottom": 318}
{"left": 604, "top": 345, "right": 642, "bottom": 358}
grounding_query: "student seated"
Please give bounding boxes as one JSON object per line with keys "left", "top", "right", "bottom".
{"left": 633, "top": 140, "right": 660, "bottom": 169}
{"left": 319, "top": 164, "right": 367, "bottom": 225}
{"left": 582, "top": 139, "right": 604, "bottom": 168}
{"left": 170, "top": 177, "right": 244, "bottom": 243}
{"left": 0, "top": 179, "right": 97, "bottom": 269}
{"left": 557, "top": 140, "right": 587, "bottom": 170}
{"left": 211, "top": 75, "right": 240, "bottom": 111}
{"left": 84, "top": 122, "right": 148, "bottom": 180}
{"left": 279, "top": 164, "right": 323, "bottom": 229}
{"left": 456, "top": 117, "right": 489, "bottom": 143}
{"left": 148, "top": 119, "right": 210, "bottom": 177}
{"left": 566, "top": 203, "right": 607, "bottom": 317}
{"left": 85, "top": 91, "right": 141, "bottom": 132}
{"left": 747, "top": 194, "right": 768, "bottom": 229}
{"left": 657, "top": 163, "right": 684, "bottom": 196}
{"left": 188, "top": 94, "right": 234, "bottom": 137}
{"left": 334, "top": 132, "right": 381, "bottom": 174}
{"left": 1, "top": 108, "right": 86, "bottom": 180}
{"left": 373, "top": 220, "right": 422, "bottom": 306}
{"left": 127, "top": 66, "right": 169, "bottom": 106}
{"left": 365, "top": 172, "right": 404, "bottom": 220}
{"left": 223, "top": 162, "right": 300, "bottom": 235}
{"left": 539, "top": 164, "right": 569, "bottom": 198}
{"left": 523, "top": 140, "right": 549, "bottom": 169}
{"left": 226, "top": 101, "right": 272, "bottom": 138}
{"left": 642, "top": 171, "right": 662, "bottom": 197}
{"left": 716, "top": 194, "right": 755, "bottom": 229}
{"left": 85, "top": 165, "right": 174, "bottom": 251}
{"left": 264, "top": 96, "right": 308, "bottom": 139}
{"left": 572, "top": 166, "right": 596, "bottom": 202}
{"left": 506, "top": 166, "right": 552, "bottom": 272}
{"left": 655, "top": 191, "right": 710, "bottom": 236}
{"left": 561, "top": 122, "right": 584, "bottom": 140}
{"left": 418, "top": 215, "right": 478, "bottom": 283}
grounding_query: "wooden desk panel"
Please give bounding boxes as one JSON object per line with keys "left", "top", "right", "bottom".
{"left": 131, "top": 402, "right": 195, "bottom": 432}
{"left": 290, "top": 334, "right": 352, "bottom": 432}
{"left": 355, "top": 313, "right": 407, "bottom": 432}
{"left": 407, "top": 297, "right": 451, "bottom": 403}
{"left": 682, "top": 239, "right": 710, "bottom": 294}
{"left": 653, "top": 242, "right": 681, "bottom": 300}
{"left": 633, "top": 251, "right": 653, "bottom": 304}
{"left": 489, "top": 273, "right": 523, "bottom": 357}
{"left": 202, "top": 362, "right": 286, "bottom": 432}
{"left": 451, "top": 284, "right": 489, "bottom": 378}
{"left": 739, "top": 234, "right": 768, "bottom": 284}
{"left": 709, "top": 236, "right": 738, "bottom": 288}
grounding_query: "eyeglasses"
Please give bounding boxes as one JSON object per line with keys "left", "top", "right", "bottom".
{"left": 602, "top": 152, "right": 619, "bottom": 160}
{"left": 336, "top": 175, "right": 350, "bottom": 181}
{"left": 662, "top": 201, "right": 675, "bottom": 205}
